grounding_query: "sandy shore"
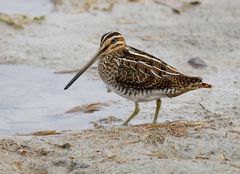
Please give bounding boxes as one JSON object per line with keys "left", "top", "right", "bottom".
{"left": 0, "top": 0, "right": 240, "bottom": 173}
{"left": 1, "top": 120, "right": 239, "bottom": 174}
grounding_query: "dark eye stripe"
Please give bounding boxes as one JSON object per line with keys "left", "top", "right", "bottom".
{"left": 100, "top": 44, "right": 110, "bottom": 53}
{"left": 100, "top": 41, "right": 125, "bottom": 54}
{"left": 110, "top": 43, "right": 124, "bottom": 50}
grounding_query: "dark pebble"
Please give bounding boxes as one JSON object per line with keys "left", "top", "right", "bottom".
{"left": 188, "top": 57, "right": 207, "bottom": 68}
{"left": 62, "top": 143, "right": 71, "bottom": 149}
{"left": 69, "top": 161, "right": 89, "bottom": 171}
{"left": 53, "top": 160, "right": 67, "bottom": 167}
{"left": 189, "top": 1, "right": 201, "bottom": 5}
{"left": 79, "top": 163, "right": 89, "bottom": 169}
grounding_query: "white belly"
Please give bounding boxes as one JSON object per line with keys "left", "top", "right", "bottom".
{"left": 107, "top": 85, "right": 168, "bottom": 102}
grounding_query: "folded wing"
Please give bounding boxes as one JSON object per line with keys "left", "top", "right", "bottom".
{"left": 115, "top": 47, "right": 202, "bottom": 90}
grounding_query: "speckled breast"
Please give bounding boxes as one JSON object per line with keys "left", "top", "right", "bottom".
{"left": 97, "top": 54, "right": 119, "bottom": 86}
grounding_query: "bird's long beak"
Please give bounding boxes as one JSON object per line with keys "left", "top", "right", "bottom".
{"left": 64, "top": 50, "right": 101, "bottom": 90}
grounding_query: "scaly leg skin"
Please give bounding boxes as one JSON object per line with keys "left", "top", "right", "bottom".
{"left": 122, "top": 102, "right": 140, "bottom": 126}
{"left": 153, "top": 99, "right": 162, "bottom": 124}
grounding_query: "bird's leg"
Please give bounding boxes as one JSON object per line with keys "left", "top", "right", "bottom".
{"left": 122, "top": 102, "right": 140, "bottom": 126}
{"left": 153, "top": 99, "right": 162, "bottom": 124}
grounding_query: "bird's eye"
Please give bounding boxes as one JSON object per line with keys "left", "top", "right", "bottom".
{"left": 111, "top": 38, "right": 117, "bottom": 44}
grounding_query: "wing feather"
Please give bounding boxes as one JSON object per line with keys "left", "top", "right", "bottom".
{"left": 115, "top": 47, "right": 202, "bottom": 90}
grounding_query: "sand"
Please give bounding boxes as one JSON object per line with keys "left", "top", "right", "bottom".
{"left": 0, "top": 0, "right": 240, "bottom": 173}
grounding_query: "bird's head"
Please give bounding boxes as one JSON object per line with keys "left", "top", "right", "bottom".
{"left": 64, "top": 31, "right": 125, "bottom": 90}
{"left": 98, "top": 31, "right": 126, "bottom": 55}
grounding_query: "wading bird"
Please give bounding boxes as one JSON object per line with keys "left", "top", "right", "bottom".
{"left": 64, "top": 32, "right": 212, "bottom": 125}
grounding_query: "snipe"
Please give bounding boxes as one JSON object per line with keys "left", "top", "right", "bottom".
{"left": 64, "top": 32, "right": 212, "bottom": 125}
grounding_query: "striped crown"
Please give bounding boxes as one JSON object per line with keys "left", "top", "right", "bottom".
{"left": 99, "top": 32, "right": 126, "bottom": 55}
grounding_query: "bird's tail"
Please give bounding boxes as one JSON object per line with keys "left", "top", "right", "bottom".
{"left": 199, "top": 82, "right": 212, "bottom": 88}
{"left": 186, "top": 76, "right": 212, "bottom": 89}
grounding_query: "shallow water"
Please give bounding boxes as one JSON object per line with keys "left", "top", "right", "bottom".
{"left": 0, "top": 65, "right": 127, "bottom": 135}
{"left": 0, "top": 65, "right": 195, "bottom": 135}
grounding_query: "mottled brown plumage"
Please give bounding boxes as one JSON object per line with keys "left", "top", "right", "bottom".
{"left": 64, "top": 31, "right": 212, "bottom": 125}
